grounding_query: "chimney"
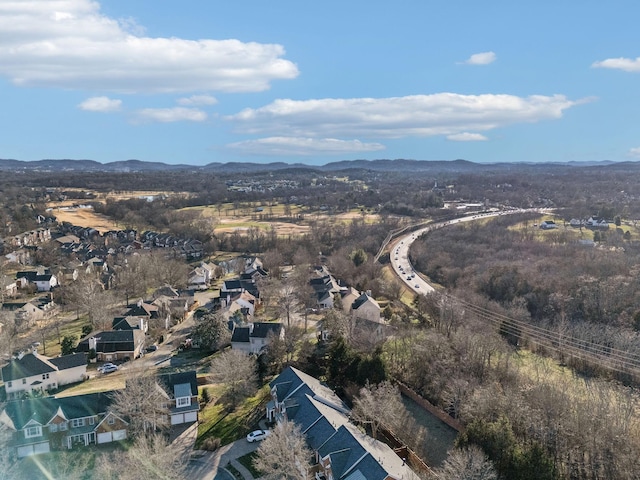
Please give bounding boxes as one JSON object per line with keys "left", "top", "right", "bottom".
{"left": 89, "top": 337, "right": 97, "bottom": 350}
{"left": 366, "top": 290, "right": 372, "bottom": 297}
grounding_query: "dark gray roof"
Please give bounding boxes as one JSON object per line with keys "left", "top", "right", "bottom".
{"left": 76, "top": 330, "right": 142, "bottom": 353}
{"left": 3, "top": 392, "right": 113, "bottom": 430}
{"left": 157, "top": 370, "right": 198, "bottom": 396}
{"left": 231, "top": 326, "right": 250, "bottom": 343}
{"left": 351, "top": 293, "right": 372, "bottom": 311}
{"left": 1, "top": 353, "right": 56, "bottom": 382}
{"left": 48, "top": 353, "right": 87, "bottom": 370}
{"left": 251, "top": 322, "right": 282, "bottom": 339}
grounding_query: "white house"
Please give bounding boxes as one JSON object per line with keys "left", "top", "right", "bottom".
{"left": 231, "top": 322, "right": 284, "bottom": 354}
{"left": 351, "top": 291, "right": 381, "bottom": 323}
{"left": 1, "top": 352, "right": 87, "bottom": 399}
{"left": 34, "top": 274, "right": 57, "bottom": 292}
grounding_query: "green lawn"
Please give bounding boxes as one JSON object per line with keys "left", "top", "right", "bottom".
{"left": 237, "top": 451, "right": 261, "bottom": 477}
{"left": 196, "top": 384, "right": 270, "bottom": 447}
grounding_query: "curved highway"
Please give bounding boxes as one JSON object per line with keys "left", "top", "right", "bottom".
{"left": 390, "top": 210, "right": 528, "bottom": 294}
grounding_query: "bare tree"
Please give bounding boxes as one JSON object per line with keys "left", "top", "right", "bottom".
{"left": 351, "top": 380, "right": 408, "bottom": 439}
{"left": 253, "top": 419, "right": 312, "bottom": 480}
{"left": 209, "top": 349, "right": 257, "bottom": 409}
{"left": 109, "top": 373, "right": 170, "bottom": 437}
{"left": 95, "top": 434, "right": 186, "bottom": 480}
{"left": 437, "top": 446, "right": 497, "bottom": 480}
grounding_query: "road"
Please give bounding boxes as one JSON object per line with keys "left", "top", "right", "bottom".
{"left": 389, "top": 210, "right": 529, "bottom": 295}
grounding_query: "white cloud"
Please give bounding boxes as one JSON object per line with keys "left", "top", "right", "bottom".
{"left": 177, "top": 95, "right": 218, "bottom": 107}
{"left": 592, "top": 57, "right": 640, "bottom": 72}
{"left": 0, "top": 0, "right": 298, "bottom": 93}
{"left": 77, "top": 96, "right": 121, "bottom": 112}
{"left": 228, "top": 93, "right": 582, "bottom": 139}
{"left": 462, "top": 51, "right": 496, "bottom": 65}
{"left": 134, "top": 107, "right": 207, "bottom": 123}
{"left": 628, "top": 147, "right": 640, "bottom": 158}
{"left": 227, "top": 137, "right": 385, "bottom": 156}
{"left": 447, "top": 132, "right": 488, "bottom": 142}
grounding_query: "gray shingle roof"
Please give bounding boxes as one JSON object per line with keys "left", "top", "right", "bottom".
{"left": 48, "top": 353, "right": 87, "bottom": 370}
{"left": 1, "top": 353, "right": 56, "bottom": 382}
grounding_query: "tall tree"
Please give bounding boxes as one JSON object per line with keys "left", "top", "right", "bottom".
{"left": 209, "top": 349, "right": 257, "bottom": 409}
{"left": 192, "top": 311, "right": 230, "bottom": 352}
{"left": 253, "top": 420, "right": 312, "bottom": 480}
{"left": 351, "top": 380, "right": 409, "bottom": 440}
{"left": 109, "top": 373, "right": 170, "bottom": 437}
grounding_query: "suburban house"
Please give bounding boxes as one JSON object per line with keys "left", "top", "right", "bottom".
{"left": 1, "top": 275, "right": 17, "bottom": 298}
{"left": 1, "top": 352, "right": 87, "bottom": 399}
{"left": 112, "top": 315, "right": 148, "bottom": 333}
{"left": 231, "top": 322, "right": 284, "bottom": 354}
{"left": 340, "top": 287, "right": 361, "bottom": 314}
{"left": 223, "top": 290, "right": 258, "bottom": 319}
{"left": 0, "top": 392, "right": 127, "bottom": 457}
{"left": 157, "top": 371, "right": 200, "bottom": 425}
{"left": 267, "top": 366, "right": 418, "bottom": 480}
{"left": 310, "top": 272, "right": 342, "bottom": 310}
{"left": 75, "top": 330, "right": 145, "bottom": 362}
{"left": 539, "top": 220, "right": 557, "bottom": 230}
{"left": 1, "top": 296, "right": 58, "bottom": 328}
{"left": 351, "top": 291, "right": 382, "bottom": 323}
{"left": 187, "top": 261, "right": 217, "bottom": 290}
{"left": 15, "top": 270, "right": 58, "bottom": 292}
{"left": 34, "top": 273, "right": 58, "bottom": 292}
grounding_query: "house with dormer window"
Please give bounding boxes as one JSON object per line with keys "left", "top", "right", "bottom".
{"left": 1, "top": 352, "right": 87, "bottom": 399}
{"left": 267, "top": 366, "right": 419, "bottom": 480}
{"left": 0, "top": 392, "right": 126, "bottom": 457}
{"left": 157, "top": 371, "right": 200, "bottom": 425}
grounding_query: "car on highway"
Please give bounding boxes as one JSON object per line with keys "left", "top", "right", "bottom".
{"left": 246, "top": 429, "right": 271, "bottom": 442}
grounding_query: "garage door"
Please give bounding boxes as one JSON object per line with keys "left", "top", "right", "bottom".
{"left": 17, "top": 442, "right": 50, "bottom": 457}
{"left": 185, "top": 411, "right": 198, "bottom": 423}
{"left": 34, "top": 442, "right": 50, "bottom": 454}
{"left": 98, "top": 430, "right": 126, "bottom": 444}
{"left": 171, "top": 413, "right": 184, "bottom": 425}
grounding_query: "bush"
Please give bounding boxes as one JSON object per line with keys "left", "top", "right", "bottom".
{"left": 201, "top": 437, "right": 221, "bottom": 451}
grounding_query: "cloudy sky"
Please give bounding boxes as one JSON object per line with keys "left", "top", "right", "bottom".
{"left": 1, "top": 0, "right": 639, "bottom": 165}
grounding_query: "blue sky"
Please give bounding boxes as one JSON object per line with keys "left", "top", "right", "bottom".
{"left": 1, "top": 0, "right": 640, "bottom": 165}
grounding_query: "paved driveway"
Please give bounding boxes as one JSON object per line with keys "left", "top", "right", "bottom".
{"left": 187, "top": 438, "right": 260, "bottom": 480}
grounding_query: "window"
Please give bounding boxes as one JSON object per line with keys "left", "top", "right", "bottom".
{"left": 88, "top": 417, "right": 95, "bottom": 425}
{"left": 22, "top": 379, "right": 26, "bottom": 384}
{"left": 71, "top": 418, "right": 85, "bottom": 428}
{"left": 25, "top": 426, "right": 42, "bottom": 438}
{"left": 49, "top": 423, "right": 58, "bottom": 433}
{"left": 177, "top": 397, "right": 191, "bottom": 408}
{"left": 107, "top": 417, "right": 115, "bottom": 425}
{"left": 6, "top": 381, "right": 11, "bottom": 388}
{"left": 59, "top": 422, "right": 68, "bottom": 431}
{"left": 42, "top": 373, "right": 49, "bottom": 380}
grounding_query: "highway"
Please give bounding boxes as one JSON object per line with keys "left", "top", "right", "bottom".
{"left": 389, "top": 210, "right": 526, "bottom": 295}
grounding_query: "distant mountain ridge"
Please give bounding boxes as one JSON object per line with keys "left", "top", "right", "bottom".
{"left": 0, "top": 157, "right": 626, "bottom": 174}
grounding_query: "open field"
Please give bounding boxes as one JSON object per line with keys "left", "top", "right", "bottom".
{"left": 47, "top": 196, "right": 384, "bottom": 238}
{"left": 50, "top": 207, "right": 121, "bottom": 233}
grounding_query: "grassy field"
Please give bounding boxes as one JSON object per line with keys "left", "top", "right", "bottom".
{"left": 196, "top": 384, "right": 270, "bottom": 447}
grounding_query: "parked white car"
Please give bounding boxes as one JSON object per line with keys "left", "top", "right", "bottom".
{"left": 246, "top": 429, "right": 270, "bottom": 442}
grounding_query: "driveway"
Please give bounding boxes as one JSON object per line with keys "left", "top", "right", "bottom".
{"left": 187, "top": 438, "right": 260, "bottom": 480}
